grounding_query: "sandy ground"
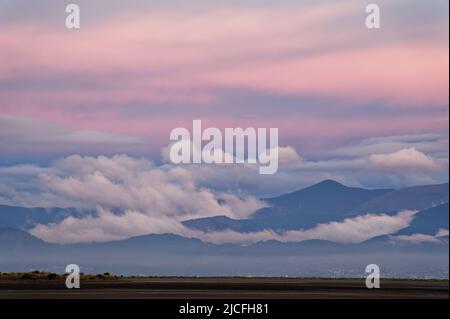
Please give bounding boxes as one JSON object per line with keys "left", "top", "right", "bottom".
{"left": 0, "top": 278, "right": 448, "bottom": 299}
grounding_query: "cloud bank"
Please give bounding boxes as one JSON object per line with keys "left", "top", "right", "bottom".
{"left": 29, "top": 205, "right": 417, "bottom": 245}
{"left": 1, "top": 132, "right": 447, "bottom": 201}
{"left": 0, "top": 152, "right": 425, "bottom": 244}
{"left": 36, "top": 154, "right": 266, "bottom": 221}
{"left": 186, "top": 210, "right": 417, "bottom": 245}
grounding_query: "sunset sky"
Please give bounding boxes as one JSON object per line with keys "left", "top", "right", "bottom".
{"left": 0, "top": 0, "right": 448, "bottom": 194}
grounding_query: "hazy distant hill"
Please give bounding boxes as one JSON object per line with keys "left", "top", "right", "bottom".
{"left": 351, "top": 183, "right": 449, "bottom": 214}
{"left": 0, "top": 205, "right": 95, "bottom": 229}
{"left": 0, "top": 227, "right": 45, "bottom": 252}
{"left": 395, "top": 203, "right": 449, "bottom": 236}
{"left": 0, "top": 227, "right": 447, "bottom": 277}
{"left": 266, "top": 180, "right": 391, "bottom": 215}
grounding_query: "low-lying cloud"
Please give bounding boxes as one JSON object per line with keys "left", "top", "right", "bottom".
{"left": 392, "top": 228, "right": 449, "bottom": 244}
{"left": 181, "top": 210, "right": 417, "bottom": 245}
{"left": 30, "top": 207, "right": 417, "bottom": 245}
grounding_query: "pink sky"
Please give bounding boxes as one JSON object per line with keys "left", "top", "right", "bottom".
{"left": 0, "top": 1, "right": 448, "bottom": 158}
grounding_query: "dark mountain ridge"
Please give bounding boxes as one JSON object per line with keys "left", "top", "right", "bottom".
{"left": 184, "top": 181, "right": 449, "bottom": 232}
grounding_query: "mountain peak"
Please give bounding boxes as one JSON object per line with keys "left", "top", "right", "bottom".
{"left": 299, "top": 180, "right": 349, "bottom": 193}
{"left": 0, "top": 227, "right": 44, "bottom": 246}
{"left": 314, "top": 180, "right": 345, "bottom": 188}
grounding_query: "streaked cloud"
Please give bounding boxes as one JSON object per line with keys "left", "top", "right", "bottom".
{"left": 333, "top": 133, "right": 449, "bottom": 158}
{"left": 192, "top": 210, "right": 417, "bottom": 245}
{"left": 0, "top": 1, "right": 448, "bottom": 160}
{"left": 392, "top": 228, "right": 449, "bottom": 244}
{"left": 1, "top": 4, "right": 447, "bottom": 105}
{"left": 0, "top": 115, "right": 143, "bottom": 146}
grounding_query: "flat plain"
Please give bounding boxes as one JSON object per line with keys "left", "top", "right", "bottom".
{"left": 0, "top": 277, "right": 448, "bottom": 299}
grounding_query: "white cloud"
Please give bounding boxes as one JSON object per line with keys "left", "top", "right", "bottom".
{"left": 436, "top": 229, "right": 450, "bottom": 238}
{"left": 393, "top": 234, "right": 441, "bottom": 244}
{"left": 280, "top": 210, "right": 417, "bottom": 244}
{"left": 36, "top": 155, "right": 265, "bottom": 221}
{"left": 278, "top": 146, "right": 303, "bottom": 166}
{"left": 31, "top": 204, "right": 417, "bottom": 245}
{"left": 0, "top": 164, "right": 54, "bottom": 176}
{"left": 2, "top": 132, "right": 448, "bottom": 200}
{"left": 392, "top": 228, "right": 449, "bottom": 244}
{"left": 182, "top": 210, "right": 416, "bottom": 245}
{"left": 369, "top": 147, "right": 440, "bottom": 171}
{"left": 31, "top": 207, "right": 186, "bottom": 244}
{"left": 333, "top": 133, "right": 449, "bottom": 158}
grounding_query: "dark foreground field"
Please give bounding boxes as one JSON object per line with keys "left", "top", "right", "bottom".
{"left": 0, "top": 277, "right": 448, "bottom": 299}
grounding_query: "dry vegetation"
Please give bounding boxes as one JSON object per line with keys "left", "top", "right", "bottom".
{"left": 0, "top": 271, "right": 121, "bottom": 281}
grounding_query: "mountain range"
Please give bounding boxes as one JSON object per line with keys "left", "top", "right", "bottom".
{"left": 0, "top": 180, "right": 448, "bottom": 277}
{"left": 183, "top": 180, "right": 448, "bottom": 232}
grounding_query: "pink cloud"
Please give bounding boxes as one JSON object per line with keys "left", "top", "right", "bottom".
{"left": 369, "top": 147, "right": 440, "bottom": 171}
{"left": 204, "top": 43, "right": 448, "bottom": 107}
{"left": 0, "top": 4, "right": 447, "bottom": 106}
{"left": 0, "top": 3, "right": 448, "bottom": 156}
